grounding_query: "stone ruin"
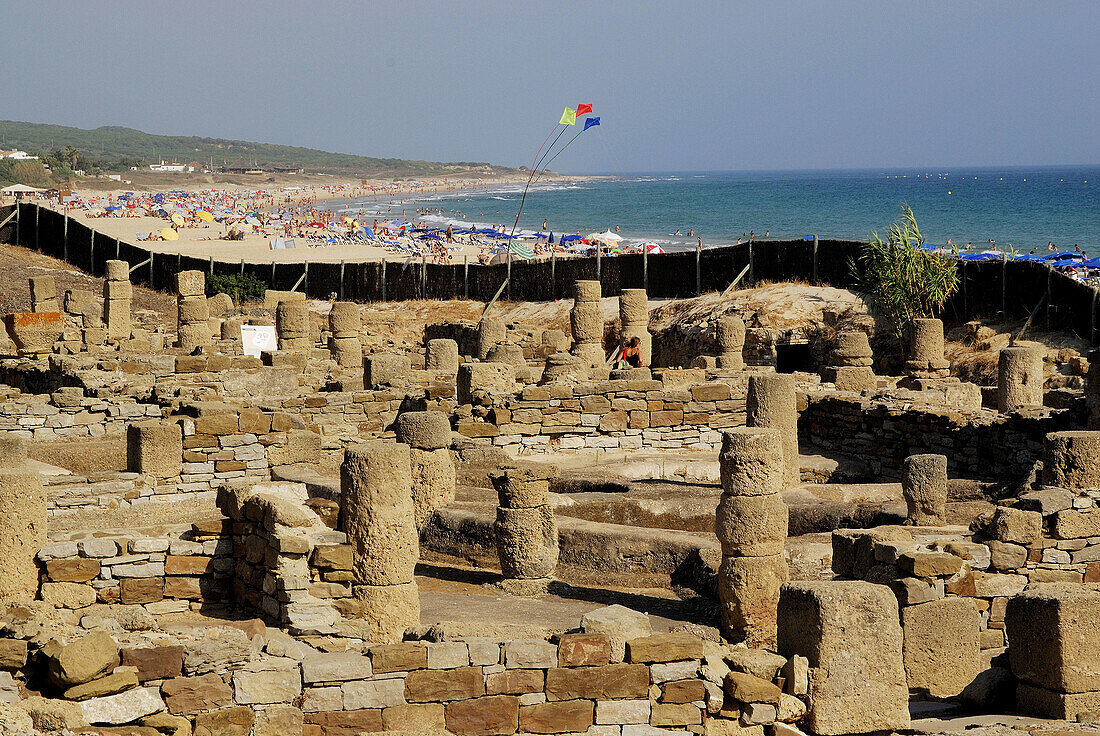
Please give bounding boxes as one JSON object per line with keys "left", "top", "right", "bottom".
{"left": 276, "top": 299, "right": 311, "bottom": 353}
{"left": 104, "top": 260, "right": 132, "bottom": 343}
{"left": 998, "top": 341, "right": 1045, "bottom": 412}
{"left": 618, "top": 288, "right": 651, "bottom": 367}
{"left": 327, "top": 302, "right": 363, "bottom": 368}
{"left": 716, "top": 314, "right": 746, "bottom": 370}
{"left": 746, "top": 373, "right": 800, "bottom": 488}
{"left": 820, "top": 329, "right": 875, "bottom": 392}
{"left": 175, "top": 270, "right": 209, "bottom": 352}
{"left": 905, "top": 317, "right": 950, "bottom": 378}
{"left": 570, "top": 279, "right": 605, "bottom": 368}
{"left": 490, "top": 461, "right": 559, "bottom": 595}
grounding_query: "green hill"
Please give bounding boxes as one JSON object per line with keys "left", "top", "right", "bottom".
{"left": 0, "top": 120, "right": 519, "bottom": 181}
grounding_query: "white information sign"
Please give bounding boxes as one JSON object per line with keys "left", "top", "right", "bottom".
{"left": 239, "top": 325, "right": 278, "bottom": 358}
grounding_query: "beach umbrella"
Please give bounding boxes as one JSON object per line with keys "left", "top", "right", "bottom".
{"left": 197, "top": 211, "right": 214, "bottom": 222}
{"left": 161, "top": 228, "right": 179, "bottom": 241}
{"left": 589, "top": 230, "right": 623, "bottom": 245}
{"left": 643, "top": 243, "right": 665, "bottom": 254}
{"left": 171, "top": 213, "right": 185, "bottom": 227}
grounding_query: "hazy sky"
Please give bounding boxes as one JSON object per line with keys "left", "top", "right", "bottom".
{"left": 2, "top": 1, "right": 1097, "bottom": 173}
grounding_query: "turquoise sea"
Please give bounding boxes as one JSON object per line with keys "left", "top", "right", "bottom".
{"left": 331, "top": 165, "right": 1098, "bottom": 255}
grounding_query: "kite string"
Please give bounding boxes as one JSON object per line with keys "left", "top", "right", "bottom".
{"left": 534, "top": 127, "right": 588, "bottom": 183}
{"left": 511, "top": 125, "right": 571, "bottom": 239}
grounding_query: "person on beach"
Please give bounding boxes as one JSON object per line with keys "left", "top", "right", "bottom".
{"left": 542, "top": 219, "right": 548, "bottom": 230}
{"left": 445, "top": 224, "right": 454, "bottom": 243}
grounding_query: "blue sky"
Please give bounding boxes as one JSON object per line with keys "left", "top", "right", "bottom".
{"left": 2, "top": 1, "right": 1097, "bottom": 173}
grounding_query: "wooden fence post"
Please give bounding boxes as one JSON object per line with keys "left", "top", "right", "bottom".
{"left": 381, "top": 258, "right": 387, "bottom": 301}
{"left": 464, "top": 256, "right": 469, "bottom": 300}
{"left": 339, "top": 261, "right": 345, "bottom": 300}
{"left": 643, "top": 246, "right": 648, "bottom": 292}
{"left": 813, "top": 235, "right": 819, "bottom": 284}
{"left": 63, "top": 212, "right": 69, "bottom": 262}
{"left": 695, "top": 240, "right": 702, "bottom": 295}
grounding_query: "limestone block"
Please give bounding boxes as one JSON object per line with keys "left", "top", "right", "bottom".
{"left": 717, "top": 554, "right": 789, "bottom": 647}
{"left": 746, "top": 373, "right": 799, "bottom": 488}
{"left": 1044, "top": 430, "right": 1100, "bottom": 490}
{"left": 574, "top": 280, "right": 601, "bottom": 303}
{"left": 104, "top": 279, "right": 132, "bottom": 301}
{"left": 581, "top": 604, "right": 652, "bottom": 663}
{"left": 410, "top": 447, "right": 456, "bottom": 529}
{"left": 48, "top": 631, "right": 120, "bottom": 688}
{"left": 486, "top": 342, "right": 527, "bottom": 367}
{"left": 105, "top": 298, "right": 131, "bottom": 341}
{"left": 901, "top": 598, "right": 982, "bottom": 698}
{"left": 489, "top": 462, "right": 556, "bottom": 509}
{"left": 177, "top": 295, "right": 209, "bottom": 324}
{"left": 29, "top": 275, "right": 57, "bottom": 311}
{"left": 351, "top": 582, "right": 420, "bottom": 644}
{"left": 1015, "top": 683, "right": 1100, "bottom": 721}
{"left": 207, "top": 292, "right": 234, "bottom": 316}
{"left": 902, "top": 453, "right": 947, "bottom": 525}
{"left": 997, "top": 344, "right": 1044, "bottom": 412}
{"left": 127, "top": 421, "right": 183, "bottom": 479}
{"left": 105, "top": 260, "right": 129, "bottom": 281}
{"left": 0, "top": 459, "right": 46, "bottom": 605}
{"left": 571, "top": 301, "right": 605, "bottom": 343}
{"left": 365, "top": 354, "right": 411, "bottom": 389}
{"left": 5, "top": 311, "right": 63, "bottom": 354}
{"left": 221, "top": 318, "right": 243, "bottom": 341}
{"left": 426, "top": 338, "right": 460, "bottom": 371}
{"left": 821, "top": 366, "right": 876, "bottom": 392}
{"left": 986, "top": 506, "right": 1042, "bottom": 544}
{"left": 329, "top": 336, "right": 363, "bottom": 368}
{"left": 477, "top": 318, "right": 507, "bottom": 360}
{"left": 1006, "top": 587, "right": 1100, "bottom": 693}
{"left": 541, "top": 352, "right": 588, "bottom": 384}
{"left": 572, "top": 341, "right": 606, "bottom": 369}
{"left": 395, "top": 411, "right": 452, "bottom": 450}
{"left": 718, "top": 427, "right": 784, "bottom": 497}
{"left": 175, "top": 270, "right": 205, "bottom": 298}
{"left": 457, "top": 362, "right": 516, "bottom": 405}
{"left": 777, "top": 581, "right": 909, "bottom": 735}
{"left": 495, "top": 505, "right": 558, "bottom": 579}
{"left": 833, "top": 330, "right": 872, "bottom": 362}
{"left": 81, "top": 687, "right": 165, "bottom": 725}
{"left": 907, "top": 318, "right": 948, "bottom": 368}
{"left": 715, "top": 493, "right": 789, "bottom": 557}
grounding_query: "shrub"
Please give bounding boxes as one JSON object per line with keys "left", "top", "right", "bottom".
{"left": 206, "top": 273, "right": 266, "bottom": 302}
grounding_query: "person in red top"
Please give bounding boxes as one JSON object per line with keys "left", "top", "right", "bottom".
{"left": 621, "top": 336, "right": 643, "bottom": 368}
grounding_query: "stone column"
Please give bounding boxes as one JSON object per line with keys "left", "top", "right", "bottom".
{"left": 0, "top": 433, "right": 46, "bottom": 605}
{"left": 821, "top": 330, "right": 875, "bottom": 391}
{"left": 104, "top": 260, "right": 132, "bottom": 342}
{"left": 540, "top": 352, "right": 587, "bottom": 385}
{"left": 126, "top": 421, "right": 183, "bottom": 481}
{"left": 1043, "top": 430, "right": 1100, "bottom": 490}
{"left": 340, "top": 442, "right": 420, "bottom": 643}
{"left": 29, "top": 276, "right": 58, "bottom": 313}
{"left": 327, "top": 302, "right": 362, "bottom": 368}
{"left": 778, "top": 582, "right": 910, "bottom": 735}
{"left": 477, "top": 318, "right": 506, "bottom": 361}
{"left": 905, "top": 318, "right": 950, "bottom": 378}
{"left": 746, "top": 373, "right": 800, "bottom": 488}
{"left": 175, "top": 270, "right": 209, "bottom": 352}
{"left": 997, "top": 343, "right": 1044, "bottom": 412}
{"left": 715, "top": 428, "right": 789, "bottom": 647}
{"left": 490, "top": 462, "right": 559, "bottom": 594}
{"left": 426, "top": 338, "right": 459, "bottom": 372}
{"left": 394, "top": 411, "right": 455, "bottom": 529}
{"left": 902, "top": 453, "right": 947, "bottom": 525}
{"left": 276, "top": 300, "right": 311, "bottom": 352}
{"left": 619, "top": 289, "right": 651, "bottom": 367}
{"left": 716, "top": 315, "right": 746, "bottom": 370}
{"left": 570, "top": 280, "right": 605, "bottom": 368}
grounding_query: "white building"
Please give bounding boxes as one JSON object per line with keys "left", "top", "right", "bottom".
{"left": 149, "top": 161, "right": 193, "bottom": 173}
{"left": 0, "top": 150, "right": 39, "bottom": 160}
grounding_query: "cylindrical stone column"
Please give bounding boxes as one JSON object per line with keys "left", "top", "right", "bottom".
{"left": 716, "top": 315, "right": 746, "bottom": 370}
{"left": 477, "top": 318, "right": 506, "bottom": 361}
{"left": 0, "top": 433, "right": 46, "bottom": 605}
{"left": 175, "top": 270, "right": 209, "bottom": 352}
{"left": 490, "top": 462, "right": 559, "bottom": 593}
{"left": 715, "top": 427, "right": 789, "bottom": 648}
{"left": 276, "top": 300, "right": 311, "bottom": 352}
{"left": 997, "top": 344, "right": 1044, "bottom": 412}
{"left": 540, "top": 352, "right": 588, "bottom": 385}
{"left": 395, "top": 411, "right": 456, "bottom": 529}
{"left": 426, "top": 338, "right": 460, "bottom": 372}
{"left": 905, "top": 318, "right": 950, "bottom": 377}
{"left": 571, "top": 280, "right": 605, "bottom": 368}
{"left": 328, "top": 302, "right": 362, "bottom": 368}
{"left": 902, "top": 454, "right": 947, "bottom": 525}
{"left": 340, "top": 442, "right": 420, "bottom": 643}
{"left": 1043, "top": 431, "right": 1100, "bottom": 490}
{"left": 619, "top": 289, "right": 651, "bottom": 367}
{"left": 746, "top": 373, "right": 800, "bottom": 488}
{"left": 104, "top": 260, "right": 133, "bottom": 342}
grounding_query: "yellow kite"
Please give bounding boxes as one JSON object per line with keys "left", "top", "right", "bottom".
{"left": 559, "top": 107, "right": 576, "bottom": 126}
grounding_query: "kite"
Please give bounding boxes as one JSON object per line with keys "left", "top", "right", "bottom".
{"left": 559, "top": 107, "right": 577, "bottom": 126}
{"left": 576, "top": 103, "right": 593, "bottom": 116}
{"left": 583, "top": 117, "right": 600, "bottom": 131}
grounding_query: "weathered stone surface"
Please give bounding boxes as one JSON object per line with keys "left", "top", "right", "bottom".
{"left": 370, "top": 642, "right": 427, "bottom": 673}
{"left": 395, "top": 410, "right": 453, "bottom": 451}
{"left": 63, "top": 670, "right": 139, "bottom": 701}
{"left": 715, "top": 493, "right": 788, "bottom": 556}
{"left": 520, "top": 699, "right": 594, "bottom": 734}
{"left": 746, "top": 374, "right": 799, "bottom": 488}
{"left": 351, "top": 582, "right": 420, "bottom": 644}
{"left": 1015, "top": 683, "right": 1100, "bottom": 721}
{"left": 1044, "top": 430, "right": 1100, "bottom": 490}
{"left": 626, "top": 633, "right": 703, "bottom": 664}
{"left": 495, "top": 505, "right": 558, "bottom": 580}
{"left": 182, "top": 627, "right": 253, "bottom": 676}
{"left": 302, "top": 652, "right": 372, "bottom": 684}
{"left": 544, "top": 664, "right": 650, "bottom": 701}
{"left": 40, "top": 581, "right": 96, "bottom": 608}
{"left": 717, "top": 554, "right": 789, "bottom": 648}
{"left": 1053, "top": 509, "right": 1100, "bottom": 540}
{"left": 986, "top": 507, "right": 1043, "bottom": 544}
{"left": 902, "top": 598, "right": 982, "bottom": 698}
{"left": 557, "top": 633, "right": 611, "bottom": 667}
{"left": 80, "top": 686, "right": 165, "bottom": 725}
{"left": 48, "top": 631, "right": 120, "bottom": 687}
{"left": 404, "top": 666, "right": 484, "bottom": 702}
{"left": 581, "top": 604, "right": 652, "bottom": 664}
{"left": 444, "top": 695, "right": 519, "bottom": 736}
{"left": 382, "top": 702, "right": 445, "bottom": 731}
{"left": 718, "top": 428, "right": 784, "bottom": 497}
{"left": 724, "top": 671, "right": 781, "bottom": 704}
{"left": 231, "top": 668, "right": 301, "bottom": 705}
{"left": 0, "top": 457, "right": 46, "bottom": 605}
{"left": 410, "top": 447, "right": 456, "bottom": 530}
{"left": 162, "top": 674, "right": 234, "bottom": 714}
{"left": 504, "top": 639, "right": 557, "bottom": 669}
{"left": 20, "top": 696, "right": 84, "bottom": 732}
{"left": 902, "top": 454, "right": 947, "bottom": 525}
{"left": 1006, "top": 586, "right": 1100, "bottom": 693}
{"left": 998, "top": 344, "right": 1044, "bottom": 412}
{"left": 777, "top": 581, "right": 909, "bottom": 735}
{"left": 426, "top": 338, "right": 460, "bottom": 371}
{"left": 726, "top": 649, "right": 787, "bottom": 682}
{"left": 342, "top": 678, "right": 405, "bottom": 709}
{"left": 252, "top": 705, "right": 303, "bottom": 736}
{"left": 192, "top": 705, "right": 254, "bottom": 736}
